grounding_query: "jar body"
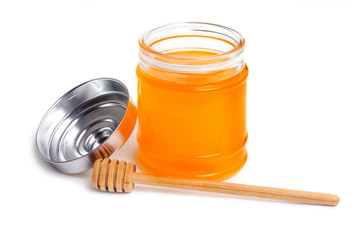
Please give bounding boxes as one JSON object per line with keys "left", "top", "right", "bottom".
{"left": 137, "top": 23, "right": 248, "bottom": 180}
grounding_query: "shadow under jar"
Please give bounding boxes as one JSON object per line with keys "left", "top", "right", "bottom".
{"left": 137, "top": 22, "right": 248, "bottom": 180}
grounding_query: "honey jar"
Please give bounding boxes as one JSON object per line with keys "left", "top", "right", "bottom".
{"left": 137, "top": 22, "right": 248, "bottom": 180}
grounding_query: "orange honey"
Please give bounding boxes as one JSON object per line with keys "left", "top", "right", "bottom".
{"left": 137, "top": 23, "right": 248, "bottom": 180}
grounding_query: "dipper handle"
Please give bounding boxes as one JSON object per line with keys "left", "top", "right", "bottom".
{"left": 92, "top": 159, "right": 339, "bottom": 206}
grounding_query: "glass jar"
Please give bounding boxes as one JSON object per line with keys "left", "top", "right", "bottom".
{"left": 136, "top": 22, "right": 248, "bottom": 180}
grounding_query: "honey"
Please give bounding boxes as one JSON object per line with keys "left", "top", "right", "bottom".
{"left": 137, "top": 23, "right": 248, "bottom": 180}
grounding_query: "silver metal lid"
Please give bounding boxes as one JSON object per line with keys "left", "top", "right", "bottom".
{"left": 36, "top": 78, "right": 137, "bottom": 174}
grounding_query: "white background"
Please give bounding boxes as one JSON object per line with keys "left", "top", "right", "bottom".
{"left": 1, "top": 0, "right": 359, "bottom": 239}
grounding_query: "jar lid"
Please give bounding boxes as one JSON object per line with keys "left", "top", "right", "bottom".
{"left": 36, "top": 78, "right": 137, "bottom": 174}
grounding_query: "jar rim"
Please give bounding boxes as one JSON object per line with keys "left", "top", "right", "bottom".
{"left": 139, "top": 22, "right": 245, "bottom": 61}
{"left": 139, "top": 22, "right": 246, "bottom": 73}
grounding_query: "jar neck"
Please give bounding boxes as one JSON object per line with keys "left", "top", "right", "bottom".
{"left": 138, "top": 22, "right": 245, "bottom": 75}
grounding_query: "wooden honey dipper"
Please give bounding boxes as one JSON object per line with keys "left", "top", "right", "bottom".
{"left": 92, "top": 158, "right": 340, "bottom": 206}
